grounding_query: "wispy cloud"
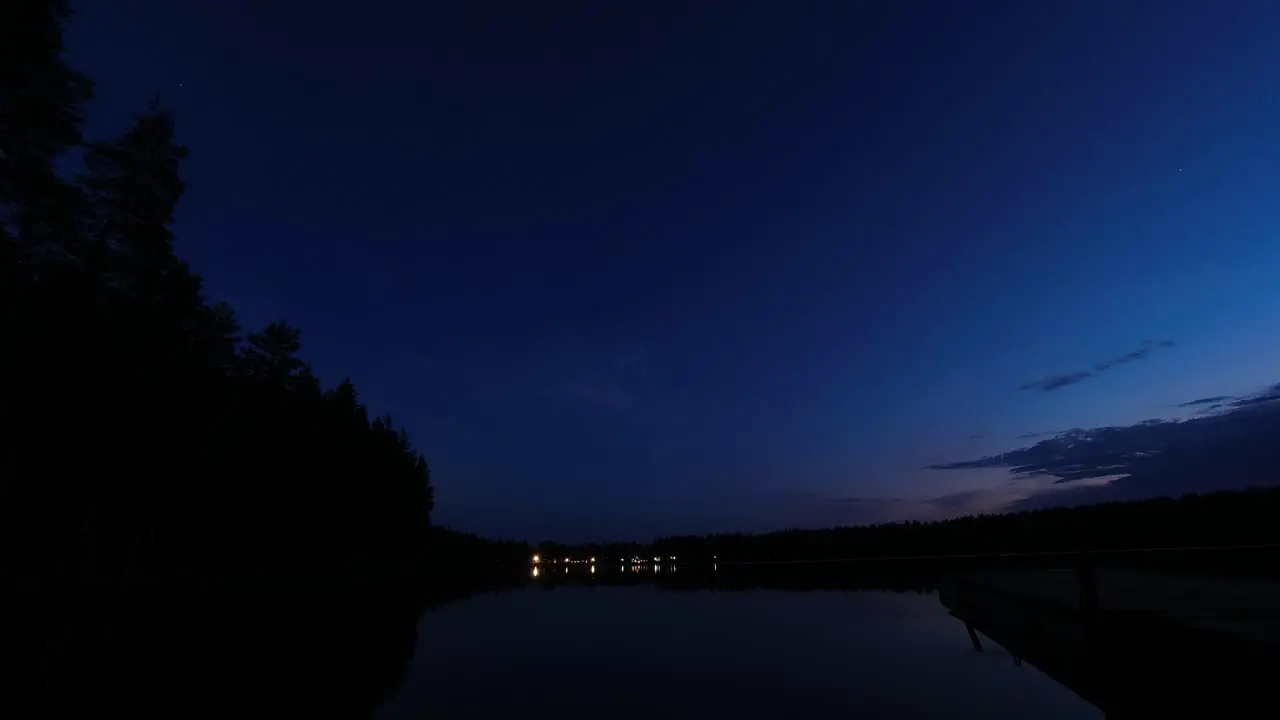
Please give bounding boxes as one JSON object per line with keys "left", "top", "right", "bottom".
{"left": 1227, "top": 382, "right": 1280, "bottom": 408}
{"left": 1016, "top": 430, "right": 1062, "bottom": 440}
{"left": 1016, "top": 340, "right": 1175, "bottom": 393}
{"left": 829, "top": 496, "right": 908, "bottom": 505}
{"left": 615, "top": 346, "right": 649, "bottom": 378}
{"left": 1177, "top": 395, "right": 1233, "bottom": 408}
{"left": 1017, "top": 371, "right": 1093, "bottom": 392}
{"left": 544, "top": 345, "right": 651, "bottom": 414}
{"left": 548, "top": 379, "right": 634, "bottom": 412}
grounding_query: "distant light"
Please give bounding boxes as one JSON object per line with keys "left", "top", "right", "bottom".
{"left": 564, "top": 558, "right": 570, "bottom": 563}
{"left": 532, "top": 554, "right": 540, "bottom": 564}
{"left": 669, "top": 556, "right": 675, "bottom": 560}
{"left": 590, "top": 557, "right": 596, "bottom": 563}
{"left": 653, "top": 557, "right": 660, "bottom": 562}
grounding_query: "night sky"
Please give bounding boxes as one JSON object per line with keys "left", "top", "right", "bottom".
{"left": 69, "top": 1, "right": 1280, "bottom": 541}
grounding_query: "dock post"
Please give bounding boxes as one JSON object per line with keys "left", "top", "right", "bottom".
{"left": 1078, "top": 553, "right": 1099, "bottom": 616}
{"left": 965, "top": 623, "right": 983, "bottom": 652}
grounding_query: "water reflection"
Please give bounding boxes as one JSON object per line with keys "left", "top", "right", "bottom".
{"left": 380, "top": 584, "right": 1100, "bottom": 719}
{"left": 15, "top": 588, "right": 434, "bottom": 719}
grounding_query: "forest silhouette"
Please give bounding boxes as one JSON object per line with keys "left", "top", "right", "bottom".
{"left": 3, "top": 0, "right": 528, "bottom": 598}
{"left": 2, "top": 3, "right": 522, "bottom": 716}
{"left": 540, "top": 486, "right": 1280, "bottom": 570}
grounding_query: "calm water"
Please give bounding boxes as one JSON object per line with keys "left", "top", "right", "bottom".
{"left": 378, "top": 586, "right": 1101, "bottom": 719}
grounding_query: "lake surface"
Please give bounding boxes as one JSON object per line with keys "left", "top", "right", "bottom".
{"left": 378, "top": 585, "right": 1101, "bottom": 719}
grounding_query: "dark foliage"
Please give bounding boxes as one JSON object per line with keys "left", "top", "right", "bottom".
{"left": 3, "top": 94, "right": 435, "bottom": 595}
{"left": 0, "top": 4, "right": 523, "bottom": 716}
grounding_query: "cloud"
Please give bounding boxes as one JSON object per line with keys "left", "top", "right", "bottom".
{"left": 1177, "top": 395, "right": 1233, "bottom": 407}
{"left": 1227, "top": 382, "right": 1280, "bottom": 408}
{"left": 1016, "top": 340, "right": 1175, "bottom": 393}
{"left": 548, "top": 379, "right": 634, "bottom": 412}
{"left": 917, "top": 481, "right": 1092, "bottom": 518}
{"left": 615, "top": 346, "right": 649, "bottom": 378}
{"left": 1017, "top": 371, "right": 1094, "bottom": 392}
{"left": 829, "top": 496, "right": 908, "bottom": 505}
{"left": 1016, "top": 430, "right": 1061, "bottom": 440}
{"left": 926, "top": 488, "right": 1000, "bottom": 510}
{"left": 930, "top": 378, "right": 1280, "bottom": 509}
{"left": 544, "top": 345, "right": 651, "bottom": 414}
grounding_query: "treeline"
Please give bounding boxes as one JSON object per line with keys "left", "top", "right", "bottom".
{"left": 428, "top": 527, "right": 532, "bottom": 601}
{"left": 0, "top": 0, "right": 468, "bottom": 599}
{"left": 546, "top": 486, "right": 1280, "bottom": 564}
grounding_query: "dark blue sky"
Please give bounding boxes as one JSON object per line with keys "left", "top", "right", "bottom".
{"left": 69, "top": 1, "right": 1280, "bottom": 540}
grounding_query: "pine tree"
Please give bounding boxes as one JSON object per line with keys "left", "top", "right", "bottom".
{"left": 78, "top": 101, "right": 189, "bottom": 292}
{"left": 0, "top": 0, "right": 92, "bottom": 267}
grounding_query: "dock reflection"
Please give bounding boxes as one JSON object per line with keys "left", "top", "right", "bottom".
{"left": 940, "top": 568, "right": 1280, "bottom": 718}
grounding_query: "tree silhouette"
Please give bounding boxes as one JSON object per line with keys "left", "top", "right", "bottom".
{"left": 240, "top": 321, "right": 314, "bottom": 388}
{"left": 0, "top": 0, "right": 92, "bottom": 251}
{"left": 0, "top": 4, "right": 532, "bottom": 716}
{"left": 1, "top": 0, "right": 463, "bottom": 601}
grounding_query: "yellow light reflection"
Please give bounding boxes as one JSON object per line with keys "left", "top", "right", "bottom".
{"left": 532, "top": 566, "right": 539, "bottom": 578}
{"left": 590, "top": 565, "right": 596, "bottom": 574}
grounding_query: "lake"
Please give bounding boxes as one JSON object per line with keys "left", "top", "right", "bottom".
{"left": 378, "top": 583, "right": 1101, "bottom": 719}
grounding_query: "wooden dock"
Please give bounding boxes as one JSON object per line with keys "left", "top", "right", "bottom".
{"left": 939, "top": 567, "right": 1280, "bottom": 718}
